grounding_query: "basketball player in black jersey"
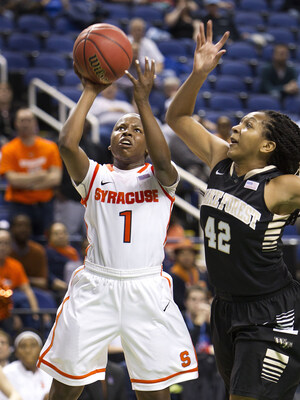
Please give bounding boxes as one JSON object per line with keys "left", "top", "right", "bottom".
{"left": 166, "top": 21, "right": 300, "bottom": 400}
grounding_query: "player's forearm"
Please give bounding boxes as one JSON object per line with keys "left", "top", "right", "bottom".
{"left": 59, "top": 89, "right": 98, "bottom": 153}
{"left": 166, "top": 72, "right": 207, "bottom": 124}
{"left": 137, "top": 100, "right": 172, "bottom": 168}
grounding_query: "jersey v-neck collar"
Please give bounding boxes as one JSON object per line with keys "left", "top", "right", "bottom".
{"left": 229, "top": 162, "right": 277, "bottom": 181}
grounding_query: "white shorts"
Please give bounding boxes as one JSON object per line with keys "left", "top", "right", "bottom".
{"left": 38, "top": 261, "right": 198, "bottom": 391}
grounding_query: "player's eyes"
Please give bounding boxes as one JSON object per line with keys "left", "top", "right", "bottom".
{"left": 135, "top": 128, "right": 142, "bottom": 133}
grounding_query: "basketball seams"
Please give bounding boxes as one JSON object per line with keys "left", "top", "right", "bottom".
{"left": 85, "top": 37, "right": 117, "bottom": 78}
{"left": 73, "top": 23, "right": 132, "bottom": 84}
{"left": 88, "top": 32, "right": 132, "bottom": 63}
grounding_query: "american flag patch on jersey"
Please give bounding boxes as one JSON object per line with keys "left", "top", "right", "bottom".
{"left": 138, "top": 174, "right": 150, "bottom": 180}
{"left": 244, "top": 180, "right": 259, "bottom": 190}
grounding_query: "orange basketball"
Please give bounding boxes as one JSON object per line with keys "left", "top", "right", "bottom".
{"left": 73, "top": 23, "right": 133, "bottom": 84}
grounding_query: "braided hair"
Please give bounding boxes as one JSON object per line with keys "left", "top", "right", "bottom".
{"left": 262, "top": 110, "right": 300, "bottom": 224}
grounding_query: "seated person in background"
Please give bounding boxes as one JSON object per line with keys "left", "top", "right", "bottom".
{"left": 10, "top": 214, "right": 48, "bottom": 290}
{"left": 180, "top": 285, "right": 226, "bottom": 400}
{"left": 213, "top": 115, "right": 232, "bottom": 143}
{"left": 0, "top": 108, "right": 62, "bottom": 238}
{"left": 183, "top": 285, "right": 212, "bottom": 354}
{"left": 0, "top": 330, "right": 12, "bottom": 368}
{"left": 0, "top": 330, "right": 52, "bottom": 400}
{"left": 0, "top": 229, "right": 39, "bottom": 333}
{"left": 259, "top": 43, "right": 299, "bottom": 100}
{"left": 0, "top": 82, "right": 19, "bottom": 146}
{"left": 128, "top": 17, "right": 164, "bottom": 75}
{"left": 0, "top": 365, "right": 21, "bottom": 400}
{"left": 164, "top": 0, "right": 201, "bottom": 40}
{"left": 169, "top": 238, "right": 205, "bottom": 311}
{"left": 201, "top": 0, "right": 241, "bottom": 42}
{"left": 46, "top": 222, "right": 80, "bottom": 299}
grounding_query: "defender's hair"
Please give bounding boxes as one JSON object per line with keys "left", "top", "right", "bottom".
{"left": 263, "top": 110, "right": 300, "bottom": 224}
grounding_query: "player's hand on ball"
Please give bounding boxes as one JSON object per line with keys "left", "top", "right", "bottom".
{"left": 73, "top": 63, "right": 111, "bottom": 94}
{"left": 125, "top": 57, "right": 155, "bottom": 104}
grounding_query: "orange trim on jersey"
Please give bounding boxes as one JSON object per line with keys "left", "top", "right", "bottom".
{"left": 150, "top": 165, "right": 176, "bottom": 203}
{"left": 71, "top": 266, "right": 85, "bottom": 282}
{"left": 137, "top": 163, "right": 150, "bottom": 173}
{"left": 130, "top": 366, "right": 198, "bottom": 384}
{"left": 161, "top": 271, "right": 171, "bottom": 288}
{"left": 39, "top": 358, "right": 106, "bottom": 380}
{"left": 81, "top": 163, "right": 100, "bottom": 206}
{"left": 163, "top": 198, "right": 175, "bottom": 246}
{"left": 37, "top": 295, "right": 70, "bottom": 367}
{"left": 105, "top": 164, "right": 114, "bottom": 172}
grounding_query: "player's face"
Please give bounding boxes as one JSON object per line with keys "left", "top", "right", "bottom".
{"left": 16, "top": 337, "right": 41, "bottom": 371}
{"left": 228, "top": 111, "right": 269, "bottom": 162}
{"left": 109, "top": 114, "right": 147, "bottom": 168}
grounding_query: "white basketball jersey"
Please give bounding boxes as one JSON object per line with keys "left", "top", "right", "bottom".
{"left": 75, "top": 160, "right": 178, "bottom": 270}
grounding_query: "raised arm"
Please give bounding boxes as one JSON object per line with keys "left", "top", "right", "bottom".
{"left": 58, "top": 68, "right": 110, "bottom": 185}
{"left": 166, "top": 21, "right": 230, "bottom": 169}
{"left": 126, "top": 58, "right": 177, "bottom": 186}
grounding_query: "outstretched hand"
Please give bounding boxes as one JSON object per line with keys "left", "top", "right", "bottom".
{"left": 125, "top": 57, "right": 155, "bottom": 104}
{"left": 193, "top": 20, "right": 229, "bottom": 76}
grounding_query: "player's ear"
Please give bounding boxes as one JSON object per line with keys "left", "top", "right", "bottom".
{"left": 108, "top": 145, "right": 111, "bottom": 151}
{"left": 261, "top": 140, "right": 276, "bottom": 154}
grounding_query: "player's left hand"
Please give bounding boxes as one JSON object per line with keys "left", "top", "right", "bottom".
{"left": 125, "top": 57, "right": 155, "bottom": 104}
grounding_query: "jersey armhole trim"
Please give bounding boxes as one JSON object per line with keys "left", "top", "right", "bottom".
{"left": 81, "top": 163, "right": 100, "bottom": 206}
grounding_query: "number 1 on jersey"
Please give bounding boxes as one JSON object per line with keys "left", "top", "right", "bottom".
{"left": 119, "top": 210, "right": 132, "bottom": 243}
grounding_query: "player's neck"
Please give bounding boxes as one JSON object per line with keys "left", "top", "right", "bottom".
{"left": 113, "top": 159, "right": 145, "bottom": 170}
{"left": 233, "top": 159, "right": 267, "bottom": 177}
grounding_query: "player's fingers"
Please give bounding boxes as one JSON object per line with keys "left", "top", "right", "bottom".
{"left": 134, "top": 59, "right": 143, "bottom": 79}
{"left": 198, "top": 23, "right": 205, "bottom": 49}
{"left": 150, "top": 58, "right": 156, "bottom": 77}
{"left": 206, "top": 20, "right": 213, "bottom": 42}
{"left": 124, "top": 69, "right": 136, "bottom": 84}
{"left": 216, "top": 31, "right": 230, "bottom": 50}
{"left": 144, "top": 57, "right": 150, "bottom": 74}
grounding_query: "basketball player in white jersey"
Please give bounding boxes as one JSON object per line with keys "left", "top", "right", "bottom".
{"left": 37, "top": 58, "right": 198, "bottom": 400}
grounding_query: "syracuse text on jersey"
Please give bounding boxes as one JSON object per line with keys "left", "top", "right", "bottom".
{"left": 202, "top": 188, "right": 261, "bottom": 230}
{"left": 94, "top": 187, "right": 159, "bottom": 204}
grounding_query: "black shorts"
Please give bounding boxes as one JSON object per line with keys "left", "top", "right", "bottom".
{"left": 211, "top": 280, "right": 300, "bottom": 400}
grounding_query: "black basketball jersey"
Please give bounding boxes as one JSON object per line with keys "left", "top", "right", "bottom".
{"left": 200, "top": 158, "right": 293, "bottom": 296}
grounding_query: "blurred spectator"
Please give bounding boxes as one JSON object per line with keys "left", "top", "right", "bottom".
{"left": 0, "top": 330, "right": 51, "bottom": 400}
{"left": 201, "top": 0, "right": 240, "bottom": 42}
{"left": 165, "top": 215, "right": 185, "bottom": 259}
{"left": 213, "top": 115, "right": 232, "bottom": 143}
{"left": 54, "top": 120, "right": 112, "bottom": 237}
{"left": 180, "top": 288, "right": 226, "bottom": 400}
{"left": 78, "top": 361, "right": 128, "bottom": 400}
{"left": 46, "top": 222, "right": 80, "bottom": 301}
{"left": 183, "top": 285, "right": 212, "bottom": 354}
{"left": 259, "top": 44, "right": 299, "bottom": 101}
{"left": 164, "top": 0, "right": 201, "bottom": 39}
{"left": 0, "top": 229, "right": 39, "bottom": 333}
{"left": 0, "top": 365, "right": 21, "bottom": 400}
{"left": 0, "top": 108, "right": 62, "bottom": 238}
{"left": 281, "top": 0, "right": 300, "bottom": 16}
{"left": 169, "top": 238, "right": 204, "bottom": 311}
{"left": 88, "top": 83, "right": 135, "bottom": 148}
{"left": 0, "top": 83, "right": 18, "bottom": 147}
{"left": 0, "top": 330, "right": 11, "bottom": 367}
{"left": 128, "top": 18, "right": 165, "bottom": 75}
{"left": 10, "top": 214, "right": 48, "bottom": 290}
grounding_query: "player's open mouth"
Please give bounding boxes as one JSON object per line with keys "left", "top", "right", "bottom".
{"left": 119, "top": 139, "right": 132, "bottom": 147}
{"left": 230, "top": 137, "right": 238, "bottom": 145}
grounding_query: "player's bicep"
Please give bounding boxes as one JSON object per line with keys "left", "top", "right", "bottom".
{"left": 61, "top": 146, "right": 90, "bottom": 185}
